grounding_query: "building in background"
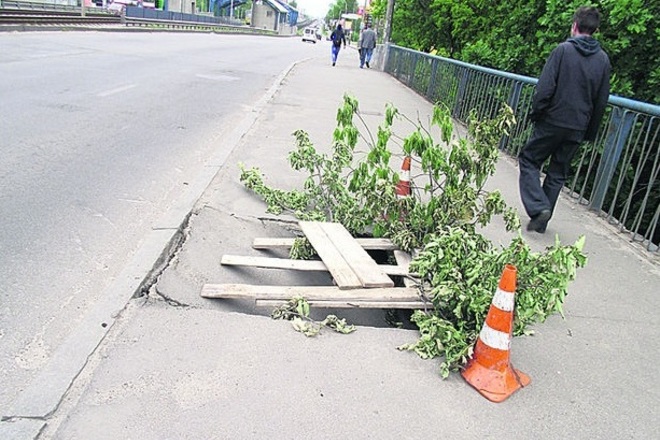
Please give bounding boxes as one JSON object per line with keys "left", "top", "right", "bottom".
{"left": 251, "top": 0, "right": 297, "bottom": 34}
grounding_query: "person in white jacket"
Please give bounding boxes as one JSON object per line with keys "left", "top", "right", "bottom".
{"left": 358, "top": 23, "right": 377, "bottom": 69}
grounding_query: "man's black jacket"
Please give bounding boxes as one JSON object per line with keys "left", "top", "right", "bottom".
{"left": 530, "top": 36, "right": 611, "bottom": 142}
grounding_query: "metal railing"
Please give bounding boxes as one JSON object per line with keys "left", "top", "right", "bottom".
{"left": 383, "top": 45, "right": 659, "bottom": 254}
{"left": 0, "top": 2, "right": 278, "bottom": 34}
{"left": 124, "top": 6, "right": 245, "bottom": 27}
{"left": 121, "top": 7, "right": 276, "bottom": 34}
{"left": 0, "top": 3, "right": 121, "bottom": 25}
{"left": 0, "top": 0, "right": 79, "bottom": 10}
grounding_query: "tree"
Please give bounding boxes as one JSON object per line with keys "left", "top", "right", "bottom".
{"left": 387, "top": 0, "right": 659, "bottom": 102}
{"left": 326, "top": 0, "right": 359, "bottom": 22}
{"left": 390, "top": 0, "right": 443, "bottom": 53}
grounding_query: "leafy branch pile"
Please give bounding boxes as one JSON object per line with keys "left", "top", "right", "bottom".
{"left": 240, "top": 95, "right": 587, "bottom": 377}
{"left": 271, "top": 297, "right": 356, "bottom": 337}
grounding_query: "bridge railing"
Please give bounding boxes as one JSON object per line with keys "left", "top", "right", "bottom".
{"left": 0, "top": 0, "right": 80, "bottom": 10}
{"left": 125, "top": 6, "right": 244, "bottom": 26}
{"left": 382, "top": 44, "right": 659, "bottom": 254}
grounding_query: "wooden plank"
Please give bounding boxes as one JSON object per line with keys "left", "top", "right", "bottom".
{"left": 252, "top": 237, "right": 398, "bottom": 250}
{"left": 256, "top": 299, "right": 428, "bottom": 309}
{"left": 299, "top": 221, "right": 363, "bottom": 289}
{"left": 252, "top": 238, "right": 298, "bottom": 249}
{"left": 201, "top": 284, "right": 421, "bottom": 302}
{"left": 318, "top": 222, "right": 394, "bottom": 288}
{"left": 378, "top": 265, "right": 408, "bottom": 276}
{"left": 221, "top": 255, "right": 327, "bottom": 271}
{"left": 220, "top": 255, "right": 409, "bottom": 276}
{"left": 393, "top": 250, "right": 421, "bottom": 287}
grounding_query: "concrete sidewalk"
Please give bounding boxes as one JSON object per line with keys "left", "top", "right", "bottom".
{"left": 32, "top": 50, "right": 660, "bottom": 439}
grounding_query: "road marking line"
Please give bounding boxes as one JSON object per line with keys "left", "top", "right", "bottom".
{"left": 195, "top": 73, "right": 240, "bottom": 81}
{"left": 97, "top": 84, "right": 137, "bottom": 97}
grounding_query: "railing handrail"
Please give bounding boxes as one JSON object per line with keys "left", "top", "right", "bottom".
{"left": 124, "top": 16, "right": 244, "bottom": 29}
{"left": 393, "top": 45, "right": 538, "bottom": 86}
{"left": 0, "top": 0, "right": 80, "bottom": 11}
{"left": 390, "top": 44, "right": 660, "bottom": 117}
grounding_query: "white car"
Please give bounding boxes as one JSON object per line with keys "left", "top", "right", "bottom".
{"left": 302, "top": 28, "right": 317, "bottom": 44}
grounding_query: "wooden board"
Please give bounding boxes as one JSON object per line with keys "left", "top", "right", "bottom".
{"left": 252, "top": 237, "right": 398, "bottom": 250}
{"left": 298, "top": 221, "right": 363, "bottom": 288}
{"left": 256, "top": 299, "right": 428, "bottom": 309}
{"left": 220, "top": 255, "right": 409, "bottom": 276}
{"left": 300, "top": 221, "right": 394, "bottom": 289}
{"left": 201, "top": 284, "right": 421, "bottom": 301}
{"left": 393, "top": 250, "right": 421, "bottom": 288}
{"left": 221, "top": 255, "right": 327, "bottom": 271}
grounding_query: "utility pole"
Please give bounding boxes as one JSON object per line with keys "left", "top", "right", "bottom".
{"left": 230, "top": 0, "right": 234, "bottom": 19}
{"left": 383, "top": 0, "right": 394, "bottom": 43}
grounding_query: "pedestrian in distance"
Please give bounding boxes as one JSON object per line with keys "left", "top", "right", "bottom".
{"left": 330, "top": 23, "right": 347, "bottom": 67}
{"left": 519, "top": 6, "right": 611, "bottom": 233}
{"left": 358, "top": 23, "right": 377, "bottom": 69}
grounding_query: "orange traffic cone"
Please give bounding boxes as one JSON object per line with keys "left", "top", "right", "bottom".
{"left": 461, "top": 264, "right": 530, "bottom": 402}
{"left": 395, "top": 156, "right": 411, "bottom": 198}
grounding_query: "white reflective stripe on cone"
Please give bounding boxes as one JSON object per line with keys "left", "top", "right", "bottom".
{"left": 479, "top": 322, "right": 511, "bottom": 351}
{"left": 492, "top": 287, "right": 515, "bottom": 312}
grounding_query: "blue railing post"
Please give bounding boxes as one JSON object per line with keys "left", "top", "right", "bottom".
{"left": 408, "top": 53, "right": 418, "bottom": 88}
{"left": 452, "top": 68, "right": 470, "bottom": 119}
{"left": 590, "top": 108, "right": 636, "bottom": 211}
{"left": 507, "top": 82, "right": 523, "bottom": 113}
{"left": 497, "top": 82, "right": 524, "bottom": 151}
{"left": 426, "top": 57, "right": 438, "bottom": 101}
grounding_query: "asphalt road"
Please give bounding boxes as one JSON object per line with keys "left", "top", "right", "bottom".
{"left": 0, "top": 31, "right": 323, "bottom": 409}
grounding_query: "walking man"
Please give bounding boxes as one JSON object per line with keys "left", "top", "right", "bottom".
{"left": 519, "top": 6, "right": 610, "bottom": 233}
{"left": 358, "top": 23, "right": 377, "bottom": 69}
{"left": 330, "top": 23, "right": 346, "bottom": 67}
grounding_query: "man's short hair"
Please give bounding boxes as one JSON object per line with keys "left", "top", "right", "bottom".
{"left": 573, "top": 6, "right": 601, "bottom": 35}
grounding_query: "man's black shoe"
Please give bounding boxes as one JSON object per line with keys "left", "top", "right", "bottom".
{"left": 526, "top": 209, "right": 551, "bottom": 233}
{"left": 366, "top": 61, "right": 370, "bottom": 68}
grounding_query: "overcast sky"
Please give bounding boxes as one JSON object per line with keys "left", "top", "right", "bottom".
{"left": 294, "top": 0, "right": 334, "bottom": 18}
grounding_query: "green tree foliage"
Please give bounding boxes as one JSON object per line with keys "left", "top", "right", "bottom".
{"left": 240, "top": 96, "right": 587, "bottom": 377}
{"left": 600, "top": 0, "right": 659, "bottom": 101}
{"left": 369, "top": 0, "right": 387, "bottom": 18}
{"left": 326, "top": 0, "right": 360, "bottom": 21}
{"left": 388, "top": 0, "right": 659, "bottom": 102}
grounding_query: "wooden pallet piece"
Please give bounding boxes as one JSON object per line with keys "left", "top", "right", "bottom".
{"left": 393, "top": 250, "right": 421, "bottom": 288}
{"left": 201, "top": 284, "right": 421, "bottom": 301}
{"left": 252, "top": 237, "right": 398, "bottom": 251}
{"left": 202, "top": 284, "right": 427, "bottom": 308}
{"left": 256, "top": 299, "right": 428, "bottom": 309}
{"left": 201, "top": 284, "right": 429, "bottom": 309}
{"left": 221, "top": 254, "right": 327, "bottom": 271}
{"left": 299, "top": 221, "right": 394, "bottom": 289}
{"left": 298, "top": 221, "right": 363, "bottom": 289}
{"left": 221, "top": 255, "right": 409, "bottom": 276}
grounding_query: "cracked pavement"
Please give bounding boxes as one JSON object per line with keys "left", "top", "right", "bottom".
{"left": 7, "top": 50, "right": 659, "bottom": 440}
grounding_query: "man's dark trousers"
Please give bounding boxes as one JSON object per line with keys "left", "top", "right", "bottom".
{"left": 518, "top": 121, "right": 585, "bottom": 219}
